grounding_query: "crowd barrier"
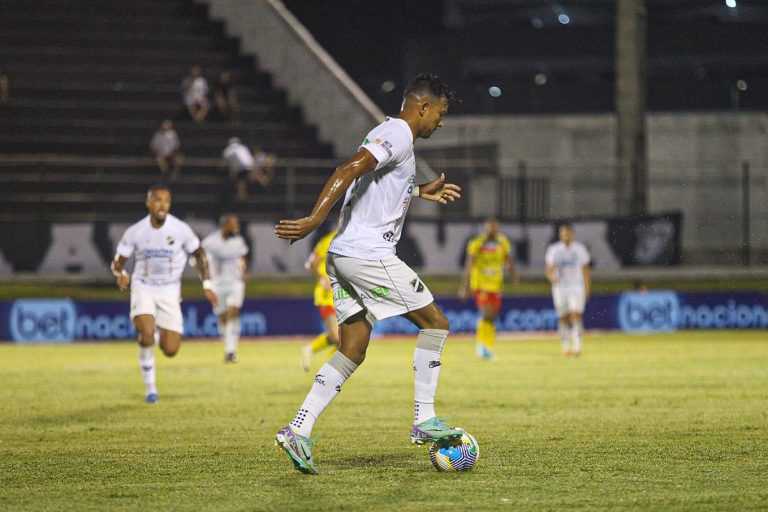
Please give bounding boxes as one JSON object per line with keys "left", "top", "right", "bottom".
{"left": 1, "top": 290, "right": 765, "bottom": 343}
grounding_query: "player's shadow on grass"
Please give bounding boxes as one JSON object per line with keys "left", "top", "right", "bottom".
{"left": 330, "top": 453, "right": 422, "bottom": 471}
{"left": 21, "top": 404, "right": 136, "bottom": 427}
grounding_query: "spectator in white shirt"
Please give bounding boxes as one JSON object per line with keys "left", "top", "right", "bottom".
{"left": 222, "top": 137, "right": 271, "bottom": 202}
{"left": 150, "top": 120, "right": 183, "bottom": 179}
{"left": 181, "top": 66, "right": 210, "bottom": 123}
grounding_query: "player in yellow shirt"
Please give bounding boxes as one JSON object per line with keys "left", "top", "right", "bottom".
{"left": 459, "top": 218, "right": 518, "bottom": 360}
{"left": 301, "top": 229, "right": 339, "bottom": 371}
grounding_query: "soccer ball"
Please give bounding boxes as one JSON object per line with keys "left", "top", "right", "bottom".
{"left": 429, "top": 431, "right": 479, "bottom": 472}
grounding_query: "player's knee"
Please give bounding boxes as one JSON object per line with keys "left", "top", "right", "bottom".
{"left": 137, "top": 332, "right": 154, "bottom": 347}
{"left": 427, "top": 310, "right": 450, "bottom": 331}
{"left": 161, "top": 346, "right": 179, "bottom": 357}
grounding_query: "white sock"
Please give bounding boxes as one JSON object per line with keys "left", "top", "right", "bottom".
{"left": 138, "top": 346, "right": 157, "bottom": 395}
{"left": 558, "top": 323, "right": 570, "bottom": 352}
{"left": 219, "top": 320, "right": 229, "bottom": 353}
{"left": 571, "top": 319, "right": 583, "bottom": 353}
{"left": 226, "top": 317, "right": 240, "bottom": 354}
{"left": 413, "top": 329, "right": 449, "bottom": 425}
{"left": 290, "top": 352, "right": 357, "bottom": 437}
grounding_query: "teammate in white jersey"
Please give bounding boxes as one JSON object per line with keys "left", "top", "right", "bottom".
{"left": 111, "top": 185, "right": 217, "bottom": 403}
{"left": 545, "top": 223, "right": 592, "bottom": 356}
{"left": 273, "top": 73, "right": 463, "bottom": 475}
{"left": 202, "top": 214, "right": 249, "bottom": 363}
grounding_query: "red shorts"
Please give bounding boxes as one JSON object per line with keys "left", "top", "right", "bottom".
{"left": 317, "top": 305, "right": 335, "bottom": 319}
{"left": 474, "top": 291, "right": 502, "bottom": 311}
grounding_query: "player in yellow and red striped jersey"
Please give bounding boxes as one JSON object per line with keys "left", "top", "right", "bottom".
{"left": 459, "top": 219, "right": 518, "bottom": 360}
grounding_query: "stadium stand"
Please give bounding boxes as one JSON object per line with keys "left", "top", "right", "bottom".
{"left": 0, "top": 0, "right": 334, "bottom": 222}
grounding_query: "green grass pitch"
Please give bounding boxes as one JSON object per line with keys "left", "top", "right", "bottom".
{"left": 1, "top": 331, "right": 766, "bottom": 511}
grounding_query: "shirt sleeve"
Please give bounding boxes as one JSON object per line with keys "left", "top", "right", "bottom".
{"left": 579, "top": 244, "right": 591, "bottom": 266}
{"left": 240, "top": 238, "right": 249, "bottom": 256}
{"left": 545, "top": 245, "right": 555, "bottom": 266}
{"left": 466, "top": 238, "right": 480, "bottom": 257}
{"left": 500, "top": 236, "right": 512, "bottom": 257}
{"left": 182, "top": 224, "right": 201, "bottom": 254}
{"left": 359, "top": 129, "right": 410, "bottom": 170}
{"left": 116, "top": 226, "right": 135, "bottom": 259}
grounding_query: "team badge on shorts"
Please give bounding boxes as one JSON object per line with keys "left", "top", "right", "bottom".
{"left": 410, "top": 278, "right": 425, "bottom": 293}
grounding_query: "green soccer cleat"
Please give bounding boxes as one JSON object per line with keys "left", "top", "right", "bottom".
{"left": 410, "top": 417, "right": 464, "bottom": 445}
{"left": 275, "top": 425, "right": 320, "bottom": 475}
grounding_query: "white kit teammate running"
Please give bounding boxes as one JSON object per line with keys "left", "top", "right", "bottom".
{"left": 112, "top": 185, "right": 217, "bottom": 403}
{"left": 545, "top": 223, "right": 592, "bottom": 356}
{"left": 202, "top": 214, "right": 249, "bottom": 363}
{"left": 273, "top": 73, "right": 463, "bottom": 475}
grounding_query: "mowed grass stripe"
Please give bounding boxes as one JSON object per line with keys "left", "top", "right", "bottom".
{"left": 1, "top": 331, "right": 766, "bottom": 511}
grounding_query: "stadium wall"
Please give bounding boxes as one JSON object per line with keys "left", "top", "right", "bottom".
{"left": 0, "top": 215, "right": 681, "bottom": 276}
{"left": 1, "top": 291, "right": 765, "bottom": 343}
{"left": 420, "top": 112, "right": 768, "bottom": 263}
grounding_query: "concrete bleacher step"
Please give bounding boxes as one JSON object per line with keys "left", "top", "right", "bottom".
{"left": 10, "top": 83, "right": 284, "bottom": 104}
{"left": 0, "top": 0, "right": 334, "bottom": 220}
{"left": 0, "top": 30, "right": 240, "bottom": 52}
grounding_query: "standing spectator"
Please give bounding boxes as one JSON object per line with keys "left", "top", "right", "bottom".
{"left": 181, "top": 66, "right": 210, "bottom": 123}
{"left": 222, "top": 137, "right": 256, "bottom": 202}
{"left": 150, "top": 120, "right": 183, "bottom": 179}
{"left": 214, "top": 71, "right": 239, "bottom": 126}
{"left": 251, "top": 144, "right": 277, "bottom": 189}
{"left": 0, "top": 66, "right": 9, "bottom": 106}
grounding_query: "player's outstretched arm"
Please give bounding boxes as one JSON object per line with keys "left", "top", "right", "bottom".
{"left": 417, "top": 173, "right": 461, "bottom": 205}
{"left": 192, "top": 247, "right": 218, "bottom": 307}
{"left": 274, "top": 149, "right": 377, "bottom": 242}
{"left": 111, "top": 255, "right": 130, "bottom": 291}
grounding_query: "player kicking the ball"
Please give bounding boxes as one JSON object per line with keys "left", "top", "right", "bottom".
{"left": 112, "top": 185, "right": 217, "bottom": 403}
{"left": 273, "top": 73, "right": 463, "bottom": 474}
{"left": 545, "top": 223, "right": 591, "bottom": 356}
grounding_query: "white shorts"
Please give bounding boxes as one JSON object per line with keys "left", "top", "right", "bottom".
{"left": 552, "top": 286, "right": 586, "bottom": 317}
{"left": 326, "top": 254, "right": 434, "bottom": 324}
{"left": 212, "top": 281, "right": 245, "bottom": 315}
{"left": 130, "top": 288, "right": 184, "bottom": 334}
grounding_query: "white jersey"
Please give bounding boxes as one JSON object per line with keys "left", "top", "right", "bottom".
{"left": 116, "top": 214, "right": 200, "bottom": 295}
{"left": 223, "top": 142, "right": 254, "bottom": 171}
{"left": 202, "top": 230, "right": 248, "bottom": 286}
{"left": 545, "top": 241, "right": 591, "bottom": 289}
{"left": 330, "top": 117, "right": 416, "bottom": 260}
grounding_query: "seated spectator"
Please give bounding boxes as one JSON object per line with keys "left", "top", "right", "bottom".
{"left": 181, "top": 66, "right": 210, "bottom": 123}
{"left": 223, "top": 137, "right": 256, "bottom": 202}
{"left": 214, "top": 71, "right": 239, "bottom": 126}
{"left": 251, "top": 144, "right": 277, "bottom": 188}
{"left": 0, "top": 66, "right": 9, "bottom": 106}
{"left": 150, "top": 120, "right": 183, "bottom": 179}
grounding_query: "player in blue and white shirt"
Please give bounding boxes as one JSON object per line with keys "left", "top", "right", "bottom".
{"left": 545, "top": 223, "right": 592, "bottom": 356}
{"left": 273, "top": 73, "right": 463, "bottom": 474}
{"left": 112, "top": 185, "right": 217, "bottom": 403}
{"left": 202, "top": 214, "right": 249, "bottom": 363}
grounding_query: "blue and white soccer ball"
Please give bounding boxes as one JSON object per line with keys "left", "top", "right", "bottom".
{"left": 429, "top": 430, "right": 479, "bottom": 472}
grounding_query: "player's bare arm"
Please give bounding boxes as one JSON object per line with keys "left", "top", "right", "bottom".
{"left": 111, "top": 254, "right": 130, "bottom": 291}
{"left": 506, "top": 255, "right": 520, "bottom": 284}
{"left": 417, "top": 172, "right": 461, "bottom": 205}
{"left": 274, "top": 149, "right": 378, "bottom": 241}
{"left": 546, "top": 262, "right": 558, "bottom": 285}
{"left": 193, "top": 247, "right": 218, "bottom": 307}
{"left": 458, "top": 254, "right": 474, "bottom": 300}
{"left": 583, "top": 264, "right": 592, "bottom": 300}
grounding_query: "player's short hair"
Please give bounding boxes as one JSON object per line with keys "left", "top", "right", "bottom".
{"left": 147, "top": 184, "right": 171, "bottom": 197}
{"left": 219, "top": 213, "right": 237, "bottom": 227}
{"left": 404, "top": 73, "right": 455, "bottom": 104}
{"left": 559, "top": 222, "right": 574, "bottom": 231}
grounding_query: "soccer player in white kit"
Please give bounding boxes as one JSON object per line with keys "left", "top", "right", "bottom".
{"left": 273, "top": 73, "right": 463, "bottom": 475}
{"left": 545, "top": 223, "right": 592, "bottom": 356}
{"left": 202, "top": 214, "right": 249, "bottom": 363}
{"left": 111, "top": 185, "right": 218, "bottom": 403}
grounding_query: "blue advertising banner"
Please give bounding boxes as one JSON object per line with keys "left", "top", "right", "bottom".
{"left": 0, "top": 291, "right": 765, "bottom": 343}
